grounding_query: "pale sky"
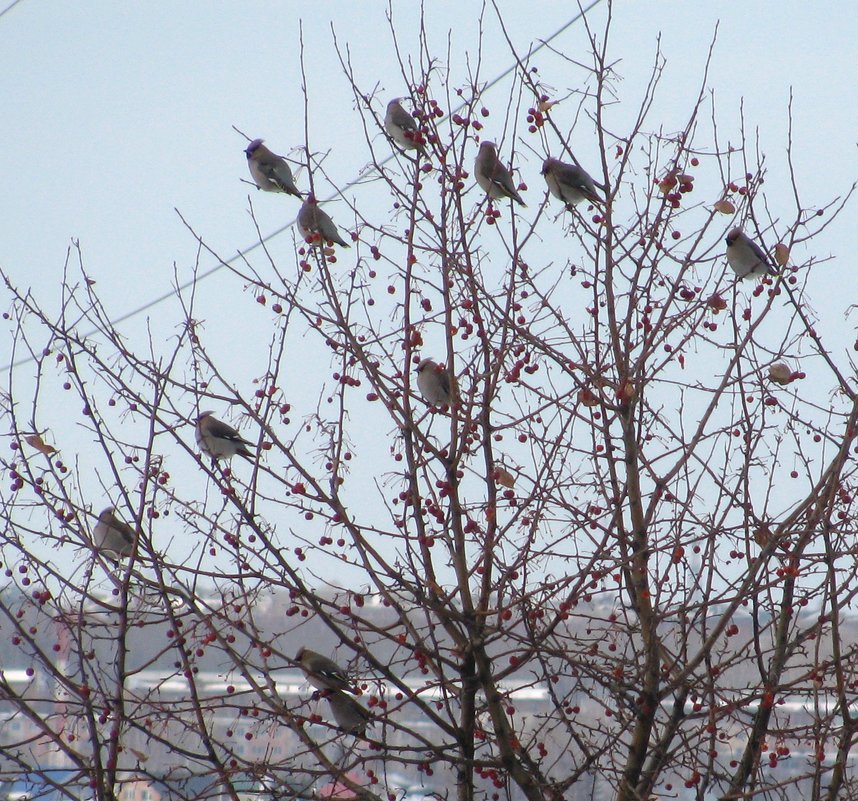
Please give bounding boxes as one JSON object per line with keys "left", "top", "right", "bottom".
{"left": 3, "top": 2, "right": 855, "bottom": 328}
{"left": 2, "top": 1, "right": 857, "bottom": 581}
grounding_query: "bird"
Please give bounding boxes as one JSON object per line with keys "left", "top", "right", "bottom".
{"left": 244, "top": 139, "right": 302, "bottom": 197}
{"left": 296, "top": 647, "right": 358, "bottom": 695}
{"left": 297, "top": 195, "right": 350, "bottom": 248}
{"left": 195, "top": 411, "right": 254, "bottom": 463}
{"left": 474, "top": 141, "right": 526, "bottom": 206}
{"left": 415, "top": 358, "right": 453, "bottom": 407}
{"left": 92, "top": 507, "right": 137, "bottom": 560}
{"left": 325, "top": 689, "right": 372, "bottom": 736}
{"left": 725, "top": 228, "right": 777, "bottom": 279}
{"left": 541, "top": 157, "right": 602, "bottom": 208}
{"left": 385, "top": 98, "right": 425, "bottom": 154}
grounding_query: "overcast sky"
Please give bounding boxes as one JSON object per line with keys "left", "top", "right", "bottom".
{"left": 3, "top": 2, "right": 855, "bottom": 331}
{"left": 2, "top": 1, "right": 857, "bottom": 581}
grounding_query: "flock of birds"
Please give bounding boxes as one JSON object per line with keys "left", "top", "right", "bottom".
{"left": 93, "top": 438, "right": 372, "bottom": 735}
{"left": 91, "top": 409, "right": 372, "bottom": 733}
{"left": 240, "top": 96, "right": 777, "bottom": 414}
{"left": 88, "top": 95, "right": 781, "bottom": 735}
{"left": 245, "top": 97, "right": 777, "bottom": 276}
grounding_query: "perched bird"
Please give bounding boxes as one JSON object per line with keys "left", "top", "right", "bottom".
{"left": 92, "top": 507, "right": 137, "bottom": 560}
{"left": 385, "top": 98, "right": 424, "bottom": 154}
{"left": 296, "top": 648, "right": 357, "bottom": 695}
{"left": 325, "top": 689, "right": 372, "bottom": 736}
{"left": 541, "top": 157, "right": 601, "bottom": 208}
{"left": 725, "top": 228, "right": 777, "bottom": 279}
{"left": 297, "top": 195, "right": 350, "bottom": 248}
{"left": 474, "top": 141, "right": 526, "bottom": 206}
{"left": 416, "top": 358, "right": 453, "bottom": 407}
{"left": 244, "top": 139, "right": 302, "bottom": 197}
{"left": 195, "top": 411, "right": 254, "bottom": 463}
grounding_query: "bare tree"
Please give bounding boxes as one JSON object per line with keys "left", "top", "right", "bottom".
{"left": 2, "top": 6, "right": 857, "bottom": 801}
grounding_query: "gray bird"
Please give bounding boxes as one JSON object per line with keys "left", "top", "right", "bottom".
{"left": 725, "top": 228, "right": 777, "bottom": 279}
{"left": 296, "top": 648, "right": 357, "bottom": 695}
{"left": 195, "top": 411, "right": 254, "bottom": 462}
{"left": 92, "top": 507, "right": 137, "bottom": 560}
{"left": 416, "top": 358, "right": 453, "bottom": 406}
{"left": 542, "top": 157, "right": 601, "bottom": 208}
{"left": 245, "top": 139, "right": 302, "bottom": 197}
{"left": 385, "top": 98, "right": 425, "bottom": 153}
{"left": 474, "top": 141, "right": 526, "bottom": 206}
{"left": 297, "top": 195, "right": 350, "bottom": 248}
{"left": 325, "top": 689, "right": 372, "bottom": 736}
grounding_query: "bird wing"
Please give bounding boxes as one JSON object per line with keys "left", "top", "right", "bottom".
{"left": 317, "top": 209, "right": 350, "bottom": 248}
{"left": 557, "top": 163, "right": 601, "bottom": 204}
{"left": 258, "top": 160, "right": 297, "bottom": 195}
{"left": 327, "top": 691, "right": 370, "bottom": 733}
{"left": 391, "top": 104, "right": 418, "bottom": 133}
{"left": 489, "top": 162, "right": 526, "bottom": 206}
{"left": 489, "top": 162, "right": 516, "bottom": 195}
{"left": 207, "top": 418, "right": 251, "bottom": 446}
{"left": 114, "top": 517, "right": 137, "bottom": 547}
{"left": 315, "top": 656, "right": 352, "bottom": 688}
{"left": 438, "top": 369, "right": 451, "bottom": 398}
{"left": 747, "top": 237, "right": 776, "bottom": 274}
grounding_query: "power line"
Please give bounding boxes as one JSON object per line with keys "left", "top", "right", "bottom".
{"left": 0, "top": 0, "right": 26, "bottom": 20}
{"left": 2, "top": 1, "right": 603, "bottom": 373}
